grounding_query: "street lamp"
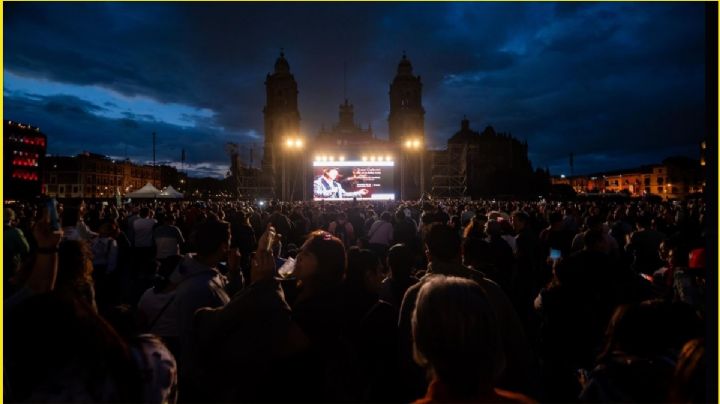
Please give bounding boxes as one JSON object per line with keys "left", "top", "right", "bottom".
{"left": 282, "top": 135, "right": 306, "bottom": 201}
{"left": 402, "top": 136, "right": 424, "bottom": 200}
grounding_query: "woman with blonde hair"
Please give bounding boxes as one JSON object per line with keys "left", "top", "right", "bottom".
{"left": 412, "top": 275, "right": 535, "bottom": 403}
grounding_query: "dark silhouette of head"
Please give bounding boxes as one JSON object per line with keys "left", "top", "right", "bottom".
{"left": 425, "top": 224, "right": 461, "bottom": 263}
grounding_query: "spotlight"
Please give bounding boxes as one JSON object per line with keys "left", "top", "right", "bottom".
{"left": 295, "top": 139, "right": 303, "bottom": 147}
{"left": 386, "top": 155, "right": 392, "bottom": 161}
{"left": 329, "top": 156, "right": 335, "bottom": 161}
{"left": 405, "top": 140, "right": 412, "bottom": 148}
{"left": 286, "top": 139, "right": 294, "bottom": 147}
{"left": 339, "top": 155, "right": 345, "bottom": 161}
{"left": 370, "top": 156, "right": 376, "bottom": 161}
{"left": 362, "top": 156, "right": 368, "bottom": 161}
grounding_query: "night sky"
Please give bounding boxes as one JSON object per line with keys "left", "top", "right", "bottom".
{"left": 4, "top": 2, "right": 707, "bottom": 178}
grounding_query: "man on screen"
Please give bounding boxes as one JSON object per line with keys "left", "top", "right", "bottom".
{"left": 314, "top": 168, "right": 369, "bottom": 199}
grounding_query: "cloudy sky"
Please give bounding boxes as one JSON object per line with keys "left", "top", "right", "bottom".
{"left": 4, "top": 2, "right": 707, "bottom": 178}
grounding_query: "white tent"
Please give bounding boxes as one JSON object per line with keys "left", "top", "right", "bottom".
{"left": 159, "top": 185, "right": 184, "bottom": 199}
{"left": 125, "top": 182, "right": 161, "bottom": 198}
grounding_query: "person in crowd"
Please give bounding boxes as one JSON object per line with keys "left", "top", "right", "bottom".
{"left": 511, "top": 210, "right": 542, "bottom": 305}
{"left": 379, "top": 243, "right": 419, "bottom": 309}
{"left": 367, "top": 211, "right": 394, "bottom": 260}
{"left": 499, "top": 218, "right": 518, "bottom": 254}
{"left": 393, "top": 209, "right": 419, "bottom": 252}
{"left": 343, "top": 248, "right": 385, "bottom": 321}
{"left": 136, "top": 253, "right": 183, "bottom": 357}
{"left": 6, "top": 293, "right": 143, "bottom": 403}
{"left": 347, "top": 204, "right": 367, "bottom": 241}
{"left": 579, "top": 300, "right": 703, "bottom": 403}
{"left": 154, "top": 212, "right": 185, "bottom": 268}
{"left": 483, "top": 219, "right": 515, "bottom": 293}
{"left": 131, "top": 207, "right": 159, "bottom": 292}
{"left": 133, "top": 207, "right": 157, "bottom": 250}
{"left": 186, "top": 225, "right": 295, "bottom": 402}
{"left": 673, "top": 247, "right": 706, "bottom": 313}
{"left": 90, "top": 221, "right": 120, "bottom": 309}
{"left": 289, "top": 206, "right": 311, "bottom": 246}
{"left": 539, "top": 211, "right": 573, "bottom": 258}
{"left": 461, "top": 236, "right": 495, "bottom": 275}
{"left": 328, "top": 212, "right": 356, "bottom": 248}
{"left": 463, "top": 214, "right": 488, "bottom": 239}
{"left": 194, "top": 229, "right": 351, "bottom": 401}
{"left": 571, "top": 215, "right": 619, "bottom": 255}
{"left": 56, "top": 239, "right": 98, "bottom": 312}
{"left": 341, "top": 247, "right": 398, "bottom": 401}
{"left": 625, "top": 215, "right": 665, "bottom": 275}
{"left": 652, "top": 239, "right": 686, "bottom": 296}
{"left": 230, "top": 210, "right": 257, "bottom": 281}
{"left": 103, "top": 304, "right": 179, "bottom": 404}
{"left": 398, "top": 224, "right": 537, "bottom": 402}
{"left": 5, "top": 209, "right": 143, "bottom": 403}
{"left": 61, "top": 205, "right": 98, "bottom": 242}
{"left": 2, "top": 196, "right": 709, "bottom": 404}
{"left": 460, "top": 204, "right": 475, "bottom": 227}
{"left": 4, "top": 207, "right": 30, "bottom": 293}
{"left": 668, "top": 338, "right": 706, "bottom": 403}
{"left": 268, "top": 206, "right": 293, "bottom": 245}
{"left": 534, "top": 229, "right": 624, "bottom": 402}
{"left": 284, "top": 230, "right": 355, "bottom": 400}
{"left": 166, "top": 218, "right": 242, "bottom": 399}
{"left": 412, "top": 276, "right": 536, "bottom": 404}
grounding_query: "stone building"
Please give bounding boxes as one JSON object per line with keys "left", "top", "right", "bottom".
{"left": 432, "top": 117, "right": 535, "bottom": 199}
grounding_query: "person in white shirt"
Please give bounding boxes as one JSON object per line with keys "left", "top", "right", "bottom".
{"left": 61, "top": 205, "right": 98, "bottom": 242}
{"left": 133, "top": 207, "right": 157, "bottom": 248}
{"left": 154, "top": 213, "right": 185, "bottom": 260}
{"left": 367, "top": 211, "right": 395, "bottom": 259}
{"left": 313, "top": 168, "right": 369, "bottom": 199}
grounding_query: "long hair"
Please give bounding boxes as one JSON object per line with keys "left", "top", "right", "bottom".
{"left": 669, "top": 338, "right": 706, "bottom": 403}
{"left": 412, "top": 275, "right": 506, "bottom": 396}
{"left": 58, "top": 240, "right": 94, "bottom": 288}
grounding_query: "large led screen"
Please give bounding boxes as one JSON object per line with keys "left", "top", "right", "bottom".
{"left": 312, "top": 161, "right": 395, "bottom": 201}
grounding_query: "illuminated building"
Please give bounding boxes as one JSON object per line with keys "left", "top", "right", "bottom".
{"left": 551, "top": 156, "right": 703, "bottom": 199}
{"left": 4, "top": 120, "right": 47, "bottom": 200}
{"left": 388, "top": 53, "right": 426, "bottom": 199}
{"left": 261, "top": 52, "right": 425, "bottom": 200}
{"left": 262, "top": 51, "right": 301, "bottom": 199}
{"left": 43, "top": 152, "right": 186, "bottom": 199}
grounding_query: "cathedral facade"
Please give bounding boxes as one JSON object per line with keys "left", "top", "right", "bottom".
{"left": 262, "top": 52, "right": 425, "bottom": 200}
{"left": 261, "top": 51, "right": 537, "bottom": 200}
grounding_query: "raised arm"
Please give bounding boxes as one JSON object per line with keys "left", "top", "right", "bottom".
{"left": 25, "top": 213, "right": 63, "bottom": 295}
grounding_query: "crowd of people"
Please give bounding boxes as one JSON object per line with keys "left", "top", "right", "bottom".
{"left": 4, "top": 195, "right": 710, "bottom": 403}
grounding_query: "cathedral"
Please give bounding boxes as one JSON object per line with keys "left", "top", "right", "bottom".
{"left": 260, "top": 51, "right": 538, "bottom": 200}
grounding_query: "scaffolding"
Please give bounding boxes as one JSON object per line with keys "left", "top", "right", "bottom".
{"left": 226, "top": 143, "right": 274, "bottom": 199}
{"left": 431, "top": 144, "right": 467, "bottom": 198}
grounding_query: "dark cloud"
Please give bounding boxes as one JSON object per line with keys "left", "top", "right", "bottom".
{"left": 4, "top": 2, "right": 707, "bottom": 177}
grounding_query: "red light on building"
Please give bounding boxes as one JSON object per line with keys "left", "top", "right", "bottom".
{"left": 5, "top": 120, "right": 47, "bottom": 198}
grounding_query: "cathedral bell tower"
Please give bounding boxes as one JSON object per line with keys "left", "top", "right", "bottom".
{"left": 262, "top": 51, "right": 301, "bottom": 198}
{"left": 389, "top": 52, "right": 425, "bottom": 144}
{"left": 389, "top": 53, "right": 426, "bottom": 199}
